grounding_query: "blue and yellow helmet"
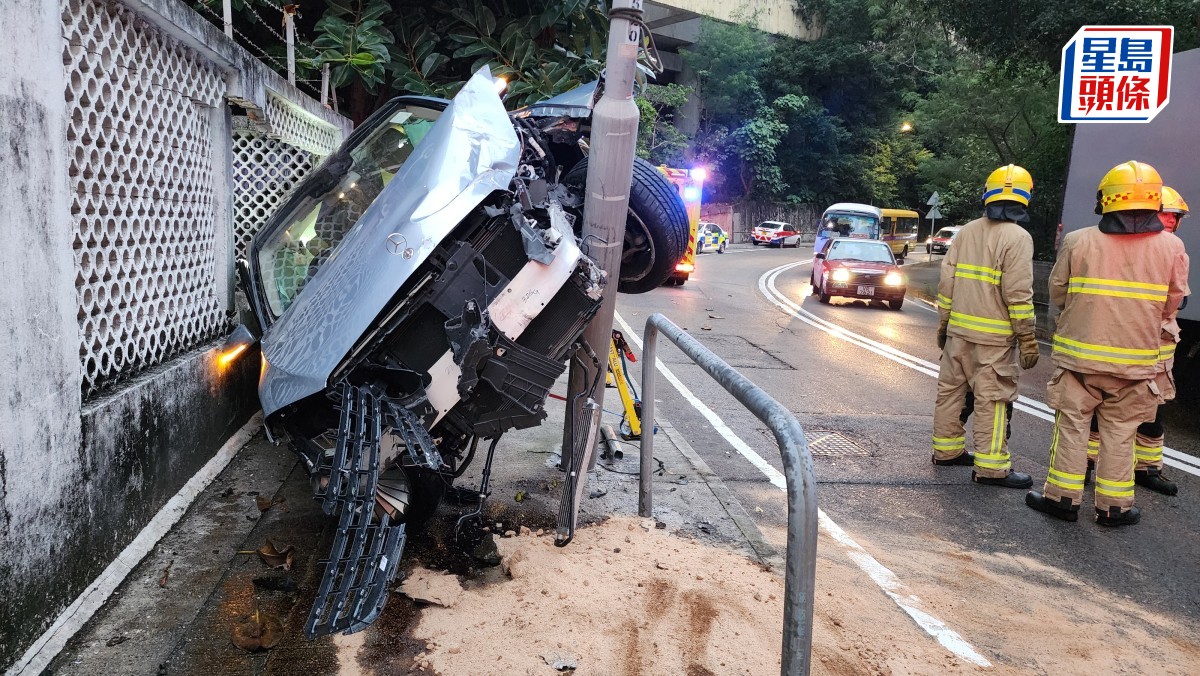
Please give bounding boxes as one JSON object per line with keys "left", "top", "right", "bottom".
{"left": 983, "top": 164, "right": 1033, "bottom": 207}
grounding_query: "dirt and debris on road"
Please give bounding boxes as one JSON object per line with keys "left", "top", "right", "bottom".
{"left": 400, "top": 568, "right": 464, "bottom": 608}
{"left": 408, "top": 516, "right": 786, "bottom": 676}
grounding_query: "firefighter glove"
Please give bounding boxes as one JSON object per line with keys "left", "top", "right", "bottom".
{"left": 937, "top": 319, "right": 948, "bottom": 350}
{"left": 1018, "top": 333, "right": 1039, "bottom": 369}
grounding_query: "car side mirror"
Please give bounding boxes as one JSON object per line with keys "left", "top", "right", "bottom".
{"left": 815, "top": 252, "right": 826, "bottom": 260}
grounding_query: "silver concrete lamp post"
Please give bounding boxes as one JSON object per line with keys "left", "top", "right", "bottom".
{"left": 558, "top": 0, "right": 643, "bottom": 540}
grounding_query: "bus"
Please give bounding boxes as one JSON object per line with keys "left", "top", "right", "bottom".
{"left": 814, "top": 203, "right": 883, "bottom": 255}
{"left": 880, "top": 208, "right": 920, "bottom": 261}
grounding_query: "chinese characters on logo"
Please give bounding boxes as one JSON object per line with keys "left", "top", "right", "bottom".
{"left": 1060, "top": 27, "right": 1174, "bottom": 123}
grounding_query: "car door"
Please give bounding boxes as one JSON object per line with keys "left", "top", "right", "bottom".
{"left": 781, "top": 222, "right": 799, "bottom": 245}
{"left": 813, "top": 238, "right": 833, "bottom": 286}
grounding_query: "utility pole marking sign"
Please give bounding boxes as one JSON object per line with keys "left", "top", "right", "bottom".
{"left": 1059, "top": 26, "right": 1174, "bottom": 123}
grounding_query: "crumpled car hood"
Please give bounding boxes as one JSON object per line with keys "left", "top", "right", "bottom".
{"left": 259, "top": 68, "right": 520, "bottom": 418}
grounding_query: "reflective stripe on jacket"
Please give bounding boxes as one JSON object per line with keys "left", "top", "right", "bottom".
{"left": 937, "top": 217, "right": 1035, "bottom": 346}
{"left": 1050, "top": 227, "right": 1189, "bottom": 378}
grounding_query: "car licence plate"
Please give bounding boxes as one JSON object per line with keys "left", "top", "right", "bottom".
{"left": 857, "top": 285, "right": 875, "bottom": 296}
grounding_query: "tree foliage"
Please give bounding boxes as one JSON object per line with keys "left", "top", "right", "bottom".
{"left": 681, "top": 18, "right": 806, "bottom": 201}
{"left": 202, "top": 0, "right": 612, "bottom": 122}
{"left": 308, "top": 0, "right": 608, "bottom": 118}
{"left": 636, "top": 83, "right": 692, "bottom": 166}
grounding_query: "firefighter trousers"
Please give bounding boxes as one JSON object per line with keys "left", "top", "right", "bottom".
{"left": 1087, "top": 369, "right": 1172, "bottom": 470}
{"left": 932, "top": 337, "right": 1019, "bottom": 478}
{"left": 1044, "top": 369, "right": 1160, "bottom": 511}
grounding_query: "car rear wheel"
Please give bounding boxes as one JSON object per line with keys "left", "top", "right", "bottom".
{"left": 752, "top": 240, "right": 760, "bottom": 246}
{"left": 888, "top": 298, "right": 904, "bottom": 311}
{"left": 718, "top": 241, "right": 726, "bottom": 254}
{"left": 563, "top": 157, "right": 688, "bottom": 294}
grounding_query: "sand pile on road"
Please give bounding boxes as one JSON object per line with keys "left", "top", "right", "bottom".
{"left": 410, "top": 517, "right": 786, "bottom": 675}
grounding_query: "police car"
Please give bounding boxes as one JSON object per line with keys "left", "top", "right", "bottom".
{"left": 697, "top": 222, "right": 728, "bottom": 254}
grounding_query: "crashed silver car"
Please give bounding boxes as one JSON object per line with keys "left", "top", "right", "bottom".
{"left": 234, "top": 69, "right": 687, "bottom": 637}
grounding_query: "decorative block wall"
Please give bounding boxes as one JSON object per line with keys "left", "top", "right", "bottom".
{"left": 64, "top": 0, "right": 226, "bottom": 397}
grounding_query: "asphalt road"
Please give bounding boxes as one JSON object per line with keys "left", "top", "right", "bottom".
{"left": 614, "top": 245, "right": 1200, "bottom": 666}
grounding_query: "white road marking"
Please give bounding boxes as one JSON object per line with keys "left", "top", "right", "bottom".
{"left": 760, "top": 260, "right": 1200, "bottom": 478}
{"left": 911, "top": 296, "right": 939, "bottom": 313}
{"left": 613, "top": 311, "right": 993, "bottom": 668}
{"left": 9, "top": 414, "right": 264, "bottom": 676}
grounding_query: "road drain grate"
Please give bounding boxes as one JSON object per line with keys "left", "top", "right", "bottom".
{"left": 803, "top": 430, "right": 871, "bottom": 457}
{"left": 755, "top": 428, "right": 873, "bottom": 457}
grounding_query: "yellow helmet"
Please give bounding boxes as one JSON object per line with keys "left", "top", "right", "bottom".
{"left": 1161, "top": 186, "right": 1189, "bottom": 215}
{"left": 1096, "top": 160, "right": 1163, "bottom": 214}
{"left": 983, "top": 164, "right": 1033, "bottom": 206}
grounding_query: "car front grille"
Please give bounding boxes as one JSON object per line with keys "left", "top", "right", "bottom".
{"left": 848, "top": 270, "right": 885, "bottom": 284}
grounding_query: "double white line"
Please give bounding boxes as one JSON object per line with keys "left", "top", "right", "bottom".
{"left": 760, "top": 260, "right": 1200, "bottom": 478}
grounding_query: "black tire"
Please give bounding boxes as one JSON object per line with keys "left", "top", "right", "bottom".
{"left": 817, "top": 281, "right": 831, "bottom": 304}
{"left": 752, "top": 240, "right": 760, "bottom": 246}
{"left": 718, "top": 242, "right": 726, "bottom": 254}
{"left": 563, "top": 157, "right": 688, "bottom": 294}
{"left": 888, "top": 298, "right": 904, "bottom": 311}
{"left": 926, "top": 244, "right": 932, "bottom": 254}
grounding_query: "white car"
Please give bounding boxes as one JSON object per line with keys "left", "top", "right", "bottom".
{"left": 751, "top": 220, "right": 802, "bottom": 247}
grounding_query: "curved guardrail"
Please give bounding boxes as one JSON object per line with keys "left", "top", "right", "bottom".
{"left": 637, "top": 312, "right": 818, "bottom": 676}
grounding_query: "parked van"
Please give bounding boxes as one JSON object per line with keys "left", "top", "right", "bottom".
{"left": 814, "top": 203, "right": 882, "bottom": 255}
{"left": 880, "top": 208, "right": 919, "bottom": 261}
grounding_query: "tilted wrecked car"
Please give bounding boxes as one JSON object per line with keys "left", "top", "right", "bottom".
{"left": 234, "top": 69, "right": 688, "bottom": 637}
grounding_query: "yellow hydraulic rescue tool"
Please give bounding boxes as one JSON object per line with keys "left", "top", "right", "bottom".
{"left": 606, "top": 329, "right": 644, "bottom": 439}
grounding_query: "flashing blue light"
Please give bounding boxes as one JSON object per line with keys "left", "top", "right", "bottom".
{"left": 683, "top": 186, "right": 701, "bottom": 201}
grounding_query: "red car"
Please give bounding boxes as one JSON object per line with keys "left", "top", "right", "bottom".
{"left": 925, "top": 226, "right": 962, "bottom": 255}
{"left": 811, "top": 238, "right": 906, "bottom": 310}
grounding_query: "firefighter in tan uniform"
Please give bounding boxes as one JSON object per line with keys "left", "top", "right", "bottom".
{"left": 932, "top": 164, "right": 1039, "bottom": 488}
{"left": 1026, "top": 162, "right": 1189, "bottom": 526}
{"left": 1084, "top": 186, "right": 1189, "bottom": 496}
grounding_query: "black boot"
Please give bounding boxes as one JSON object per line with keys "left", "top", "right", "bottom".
{"left": 1135, "top": 468, "right": 1178, "bottom": 496}
{"left": 973, "top": 470, "right": 1033, "bottom": 489}
{"left": 1095, "top": 505, "right": 1141, "bottom": 527}
{"left": 1085, "top": 458, "right": 1095, "bottom": 486}
{"left": 1025, "top": 491, "right": 1080, "bottom": 522}
{"left": 932, "top": 452, "right": 974, "bottom": 466}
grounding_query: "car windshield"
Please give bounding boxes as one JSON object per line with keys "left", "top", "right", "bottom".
{"left": 759, "top": 222, "right": 787, "bottom": 231}
{"left": 827, "top": 240, "right": 894, "bottom": 263}
{"left": 254, "top": 103, "right": 442, "bottom": 317}
{"left": 935, "top": 229, "right": 957, "bottom": 238}
{"left": 820, "top": 213, "right": 878, "bottom": 238}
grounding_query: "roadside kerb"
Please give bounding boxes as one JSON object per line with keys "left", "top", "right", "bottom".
{"left": 637, "top": 312, "right": 818, "bottom": 676}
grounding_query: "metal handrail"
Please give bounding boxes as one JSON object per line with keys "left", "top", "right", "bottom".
{"left": 638, "top": 313, "right": 818, "bottom": 676}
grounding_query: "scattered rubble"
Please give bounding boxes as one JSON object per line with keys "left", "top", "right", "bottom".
{"left": 471, "top": 533, "right": 502, "bottom": 566}
{"left": 542, "top": 652, "right": 578, "bottom": 671}
{"left": 400, "top": 567, "right": 464, "bottom": 608}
